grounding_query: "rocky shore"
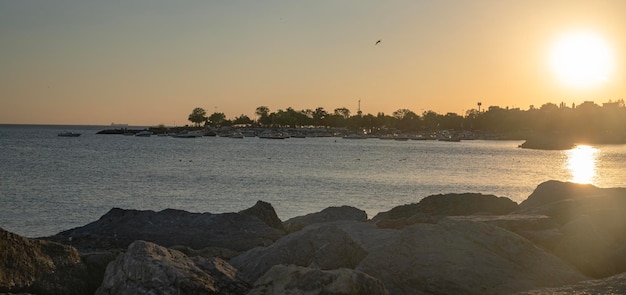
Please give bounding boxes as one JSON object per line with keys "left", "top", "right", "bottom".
{"left": 3, "top": 180, "right": 626, "bottom": 294}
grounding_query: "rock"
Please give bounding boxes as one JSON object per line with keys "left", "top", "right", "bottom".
{"left": 519, "top": 271, "right": 626, "bottom": 294}
{"left": 515, "top": 181, "right": 626, "bottom": 277}
{"left": 518, "top": 136, "right": 575, "bottom": 150}
{"left": 238, "top": 200, "right": 285, "bottom": 232}
{"left": 372, "top": 193, "right": 518, "bottom": 228}
{"left": 248, "top": 264, "right": 389, "bottom": 295}
{"left": 518, "top": 180, "right": 605, "bottom": 211}
{"left": 44, "top": 207, "right": 285, "bottom": 252}
{"left": 354, "top": 219, "right": 586, "bottom": 295}
{"left": 95, "top": 240, "right": 250, "bottom": 295}
{"left": 229, "top": 223, "right": 368, "bottom": 284}
{"left": 0, "top": 227, "right": 92, "bottom": 295}
{"left": 283, "top": 206, "right": 367, "bottom": 233}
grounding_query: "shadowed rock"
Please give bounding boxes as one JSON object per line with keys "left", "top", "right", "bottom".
{"left": 283, "top": 205, "right": 367, "bottom": 233}
{"left": 95, "top": 240, "right": 250, "bottom": 295}
{"left": 44, "top": 207, "right": 285, "bottom": 253}
{"left": 519, "top": 271, "right": 626, "bottom": 294}
{"left": 248, "top": 264, "right": 389, "bottom": 295}
{"left": 239, "top": 200, "right": 285, "bottom": 232}
{"left": 372, "top": 193, "right": 518, "bottom": 228}
{"left": 229, "top": 223, "right": 368, "bottom": 284}
{"left": 0, "top": 227, "right": 92, "bottom": 295}
{"left": 352, "top": 219, "right": 586, "bottom": 295}
{"left": 515, "top": 180, "right": 626, "bottom": 277}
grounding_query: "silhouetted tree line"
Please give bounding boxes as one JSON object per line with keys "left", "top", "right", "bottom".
{"left": 189, "top": 100, "right": 626, "bottom": 139}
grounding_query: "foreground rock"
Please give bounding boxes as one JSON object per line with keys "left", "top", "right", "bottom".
{"left": 230, "top": 224, "right": 368, "bottom": 283}
{"left": 352, "top": 220, "right": 585, "bottom": 294}
{"left": 515, "top": 180, "right": 626, "bottom": 278}
{"left": 96, "top": 240, "right": 250, "bottom": 295}
{"left": 372, "top": 193, "right": 519, "bottom": 228}
{"left": 0, "top": 227, "right": 92, "bottom": 295}
{"left": 520, "top": 271, "right": 626, "bottom": 294}
{"left": 249, "top": 264, "right": 389, "bottom": 295}
{"left": 282, "top": 205, "right": 367, "bottom": 233}
{"left": 45, "top": 206, "right": 285, "bottom": 253}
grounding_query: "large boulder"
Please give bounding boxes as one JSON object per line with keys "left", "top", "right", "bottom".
{"left": 238, "top": 200, "right": 285, "bottom": 231}
{"left": 372, "top": 193, "right": 519, "bottom": 229}
{"left": 44, "top": 207, "right": 285, "bottom": 252}
{"left": 96, "top": 240, "right": 250, "bottom": 295}
{"left": 248, "top": 264, "right": 389, "bottom": 295}
{"left": 349, "top": 219, "right": 586, "bottom": 294}
{"left": 518, "top": 180, "right": 608, "bottom": 211}
{"left": 283, "top": 205, "right": 367, "bottom": 233}
{"left": 515, "top": 180, "right": 626, "bottom": 277}
{"left": 0, "top": 227, "right": 92, "bottom": 295}
{"left": 229, "top": 223, "right": 368, "bottom": 284}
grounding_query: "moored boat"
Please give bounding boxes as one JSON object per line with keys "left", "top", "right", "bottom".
{"left": 58, "top": 132, "right": 81, "bottom": 137}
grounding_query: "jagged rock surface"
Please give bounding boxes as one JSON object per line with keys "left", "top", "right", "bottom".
{"left": 0, "top": 227, "right": 91, "bottom": 295}
{"left": 95, "top": 240, "right": 250, "bottom": 295}
{"left": 248, "top": 264, "right": 389, "bottom": 295}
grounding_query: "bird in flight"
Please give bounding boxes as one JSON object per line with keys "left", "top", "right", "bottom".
{"left": 375, "top": 40, "right": 381, "bottom": 45}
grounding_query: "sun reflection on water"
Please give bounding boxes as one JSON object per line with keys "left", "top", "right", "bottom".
{"left": 566, "top": 145, "right": 598, "bottom": 184}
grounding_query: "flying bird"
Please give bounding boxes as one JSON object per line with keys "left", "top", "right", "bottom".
{"left": 375, "top": 40, "right": 381, "bottom": 45}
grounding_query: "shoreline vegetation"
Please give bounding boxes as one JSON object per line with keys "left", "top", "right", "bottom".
{"left": 3, "top": 180, "right": 626, "bottom": 294}
{"left": 101, "top": 99, "right": 626, "bottom": 150}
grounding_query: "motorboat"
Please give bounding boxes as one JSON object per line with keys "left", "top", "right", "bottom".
{"left": 135, "top": 131, "right": 153, "bottom": 137}
{"left": 58, "top": 132, "right": 81, "bottom": 137}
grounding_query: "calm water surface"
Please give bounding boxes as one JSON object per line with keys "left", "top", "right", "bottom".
{"left": 1, "top": 124, "right": 625, "bottom": 237}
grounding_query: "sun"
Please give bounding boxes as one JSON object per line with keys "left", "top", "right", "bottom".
{"left": 549, "top": 31, "right": 615, "bottom": 89}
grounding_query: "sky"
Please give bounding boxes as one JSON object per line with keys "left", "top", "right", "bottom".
{"left": 1, "top": 1, "right": 625, "bottom": 126}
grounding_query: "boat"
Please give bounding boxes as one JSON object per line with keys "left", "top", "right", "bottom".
{"left": 135, "top": 131, "right": 153, "bottom": 137}
{"left": 343, "top": 134, "right": 367, "bottom": 139}
{"left": 172, "top": 130, "right": 203, "bottom": 138}
{"left": 58, "top": 132, "right": 81, "bottom": 137}
{"left": 229, "top": 131, "right": 244, "bottom": 138}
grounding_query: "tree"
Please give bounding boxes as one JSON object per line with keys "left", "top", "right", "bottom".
{"left": 334, "top": 107, "right": 351, "bottom": 119}
{"left": 208, "top": 112, "right": 226, "bottom": 127}
{"left": 233, "top": 114, "right": 254, "bottom": 125}
{"left": 255, "top": 106, "right": 271, "bottom": 126}
{"left": 188, "top": 107, "right": 207, "bottom": 127}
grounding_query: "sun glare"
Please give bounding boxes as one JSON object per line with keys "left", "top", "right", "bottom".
{"left": 549, "top": 31, "right": 614, "bottom": 89}
{"left": 566, "top": 145, "right": 598, "bottom": 184}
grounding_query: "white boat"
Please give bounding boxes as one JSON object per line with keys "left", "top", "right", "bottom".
{"left": 58, "top": 132, "right": 81, "bottom": 137}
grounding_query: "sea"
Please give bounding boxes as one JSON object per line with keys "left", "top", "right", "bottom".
{"left": 2, "top": 124, "right": 626, "bottom": 238}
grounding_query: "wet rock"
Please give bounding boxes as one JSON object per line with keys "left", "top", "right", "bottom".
{"left": 352, "top": 219, "right": 586, "bottom": 295}
{"left": 0, "top": 227, "right": 91, "bottom": 295}
{"left": 248, "top": 264, "right": 389, "bottom": 295}
{"left": 44, "top": 207, "right": 285, "bottom": 253}
{"left": 230, "top": 223, "right": 368, "bottom": 284}
{"left": 95, "top": 240, "right": 250, "bottom": 295}
{"left": 283, "top": 205, "right": 367, "bottom": 233}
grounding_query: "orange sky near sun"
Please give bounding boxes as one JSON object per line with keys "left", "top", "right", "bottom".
{"left": 1, "top": 1, "right": 625, "bottom": 126}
